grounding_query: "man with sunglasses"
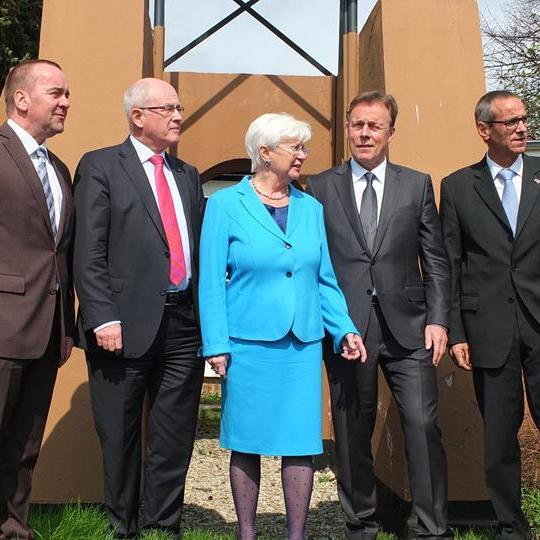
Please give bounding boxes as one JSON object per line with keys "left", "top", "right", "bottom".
{"left": 73, "top": 78, "right": 204, "bottom": 538}
{"left": 441, "top": 90, "right": 540, "bottom": 540}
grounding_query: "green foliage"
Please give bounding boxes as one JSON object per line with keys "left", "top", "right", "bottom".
{"left": 522, "top": 487, "right": 540, "bottom": 535}
{"left": 0, "top": 0, "right": 43, "bottom": 92}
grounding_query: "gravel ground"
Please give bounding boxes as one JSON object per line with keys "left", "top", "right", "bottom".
{"left": 182, "top": 407, "right": 345, "bottom": 539}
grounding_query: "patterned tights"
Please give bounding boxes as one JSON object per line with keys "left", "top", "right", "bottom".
{"left": 229, "top": 451, "right": 314, "bottom": 540}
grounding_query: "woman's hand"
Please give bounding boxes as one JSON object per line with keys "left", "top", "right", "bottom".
{"left": 340, "top": 333, "right": 367, "bottom": 362}
{"left": 206, "top": 354, "right": 230, "bottom": 378}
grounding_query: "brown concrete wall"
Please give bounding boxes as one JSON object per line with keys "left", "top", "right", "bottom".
{"left": 361, "top": 0, "right": 488, "bottom": 501}
{"left": 32, "top": 0, "right": 154, "bottom": 502}
{"left": 177, "top": 73, "right": 334, "bottom": 178}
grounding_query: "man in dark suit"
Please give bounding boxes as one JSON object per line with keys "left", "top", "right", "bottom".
{"left": 307, "top": 91, "right": 451, "bottom": 539}
{"left": 73, "top": 78, "right": 205, "bottom": 539}
{"left": 0, "top": 59, "right": 74, "bottom": 540}
{"left": 440, "top": 90, "right": 539, "bottom": 540}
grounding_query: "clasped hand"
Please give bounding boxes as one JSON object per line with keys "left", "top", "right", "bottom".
{"left": 341, "top": 333, "right": 367, "bottom": 362}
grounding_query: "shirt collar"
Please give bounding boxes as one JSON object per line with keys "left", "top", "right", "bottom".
{"left": 486, "top": 153, "right": 523, "bottom": 181}
{"left": 7, "top": 118, "right": 47, "bottom": 157}
{"left": 129, "top": 135, "right": 169, "bottom": 169}
{"left": 350, "top": 157, "right": 386, "bottom": 185}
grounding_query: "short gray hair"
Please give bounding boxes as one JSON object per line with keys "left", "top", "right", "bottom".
{"left": 245, "top": 113, "right": 311, "bottom": 172}
{"left": 123, "top": 79, "right": 152, "bottom": 127}
{"left": 475, "top": 90, "right": 521, "bottom": 123}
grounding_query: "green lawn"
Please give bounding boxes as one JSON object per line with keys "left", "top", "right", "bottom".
{"left": 27, "top": 491, "right": 540, "bottom": 539}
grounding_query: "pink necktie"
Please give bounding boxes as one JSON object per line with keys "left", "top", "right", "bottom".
{"left": 149, "top": 154, "right": 187, "bottom": 286}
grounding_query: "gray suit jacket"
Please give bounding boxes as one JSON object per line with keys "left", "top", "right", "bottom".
{"left": 307, "top": 160, "right": 450, "bottom": 349}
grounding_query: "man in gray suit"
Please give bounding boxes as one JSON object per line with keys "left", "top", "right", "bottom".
{"left": 307, "top": 91, "right": 451, "bottom": 539}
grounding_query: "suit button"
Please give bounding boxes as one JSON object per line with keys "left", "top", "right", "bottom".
{"left": 284, "top": 243, "right": 292, "bottom": 249}
{"left": 164, "top": 251, "right": 170, "bottom": 258}
{"left": 286, "top": 272, "right": 292, "bottom": 278}
{"left": 49, "top": 288, "right": 57, "bottom": 295}
{"left": 366, "top": 289, "right": 372, "bottom": 295}
{"left": 508, "top": 298, "right": 515, "bottom": 304}
{"left": 512, "top": 265, "right": 518, "bottom": 271}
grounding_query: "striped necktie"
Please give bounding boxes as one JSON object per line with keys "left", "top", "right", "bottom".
{"left": 34, "top": 146, "right": 57, "bottom": 237}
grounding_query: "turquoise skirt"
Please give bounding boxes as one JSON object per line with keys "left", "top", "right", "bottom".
{"left": 220, "top": 333, "right": 323, "bottom": 456}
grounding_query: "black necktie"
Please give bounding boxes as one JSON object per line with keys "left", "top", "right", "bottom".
{"left": 359, "top": 172, "right": 377, "bottom": 251}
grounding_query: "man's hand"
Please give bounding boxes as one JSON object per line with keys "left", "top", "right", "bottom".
{"left": 95, "top": 323, "right": 123, "bottom": 353}
{"left": 206, "top": 354, "right": 229, "bottom": 378}
{"left": 59, "top": 337, "right": 74, "bottom": 367}
{"left": 341, "top": 333, "right": 368, "bottom": 362}
{"left": 425, "top": 324, "right": 448, "bottom": 366}
{"left": 449, "top": 342, "right": 471, "bottom": 371}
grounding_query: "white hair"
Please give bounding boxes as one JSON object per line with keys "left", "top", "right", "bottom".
{"left": 123, "top": 79, "right": 152, "bottom": 127}
{"left": 245, "top": 113, "right": 312, "bottom": 172}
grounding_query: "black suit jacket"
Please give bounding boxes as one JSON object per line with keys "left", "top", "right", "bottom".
{"left": 0, "top": 122, "right": 75, "bottom": 360}
{"left": 307, "top": 160, "right": 450, "bottom": 349}
{"left": 73, "top": 138, "right": 204, "bottom": 358}
{"left": 440, "top": 154, "right": 540, "bottom": 368}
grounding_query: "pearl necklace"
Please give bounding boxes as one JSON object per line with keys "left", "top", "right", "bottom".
{"left": 250, "top": 178, "right": 290, "bottom": 201}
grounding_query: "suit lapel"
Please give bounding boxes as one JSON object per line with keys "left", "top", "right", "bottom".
{"left": 0, "top": 123, "right": 56, "bottom": 239}
{"left": 331, "top": 162, "right": 368, "bottom": 250}
{"left": 473, "top": 159, "right": 513, "bottom": 233}
{"left": 371, "top": 163, "right": 402, "bottom": 258}
{"left": 515, "top": 155, "right": 540, "bottom": 238}
{"left": 119, "top": 139, "right": 167, "bottom": 246}
{"left": 169, "top": 155, "right": 196, "bottom": 256}
{"left": 237, "top": 177, "right": 287, "bottom": 241}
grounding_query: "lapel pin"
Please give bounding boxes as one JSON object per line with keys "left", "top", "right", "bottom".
{"left": 534, "top": 178, "right": 540, "bottom": 184}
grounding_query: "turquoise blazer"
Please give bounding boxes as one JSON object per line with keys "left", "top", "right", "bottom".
{"left": 199, "top": 176, "right": 358, "bottom": 357}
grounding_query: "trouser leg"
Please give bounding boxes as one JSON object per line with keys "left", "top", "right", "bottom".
{"left": 473, "top": 337, "right": 528, "bottom": 538}
{"left": 141, "top": 302, "right": 203, "bottom": 533}
{"left": 87, "top": 352, "right": 149, "bottom": 538}
{"left": 324, "top": 306, "right": 380, "bottom": 539}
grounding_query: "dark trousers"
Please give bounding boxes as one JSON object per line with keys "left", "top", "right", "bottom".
{"left": 86, "top": 300, "right": 204, "bottom": 538}
{"left": 0, "top": 306, "right": 60, "bottom": 540}
{"left": 326, "top": 302, "right": 450, "bottom": 539}
{"left": 472, "top": 300, "right": 540, "bottom": 540}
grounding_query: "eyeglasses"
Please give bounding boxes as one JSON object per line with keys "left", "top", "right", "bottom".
{"left": 138, "top": 104, "right": 184, "bottom": 116}
{"left": 277, "top": 143, "right": 309, "bottom": 156}
{"left": 485, "top": 115, "right": 528, "bottom": 131}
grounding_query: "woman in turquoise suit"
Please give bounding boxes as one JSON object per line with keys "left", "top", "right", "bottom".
{"left": 199, "top": 113, "right": 366, "bottom": 540}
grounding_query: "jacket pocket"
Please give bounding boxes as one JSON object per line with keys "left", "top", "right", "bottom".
{"left": 405, "top": 286, "right": 425, "bottom": 302}
{"left": 0, "top": 273, "right": 25, "bottom": 294}
{"left": 460, "top": 294, "right": 479, "bottom": 311}
{"left": 110, "top": 277, "right": 124, "bottom": 293}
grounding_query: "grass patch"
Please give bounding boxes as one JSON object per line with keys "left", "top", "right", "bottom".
{"left": 28, "top": 494, "right": 540, "bottom": 540}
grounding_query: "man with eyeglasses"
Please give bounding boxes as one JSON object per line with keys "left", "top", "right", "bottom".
{"left": 73, "top": 78, "right": 204, "bottom": 538}
{"left": 440, "top": 90, "right": 540, "bottom": 540}
{"left": 307, "top": 91, "right": 451, "bottom": 539}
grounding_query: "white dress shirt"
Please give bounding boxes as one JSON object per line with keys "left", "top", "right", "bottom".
{"left": 8, "top": 118, "right": 63, "bottom": 230}
{"left": 94, "top": 137, "right": 193, "bottom": 333}
{"left": 486, "top": 153, "right": 523, "bottom": 203}
{"left": 351, "top": 157, "right": 386, "bottom": 219}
